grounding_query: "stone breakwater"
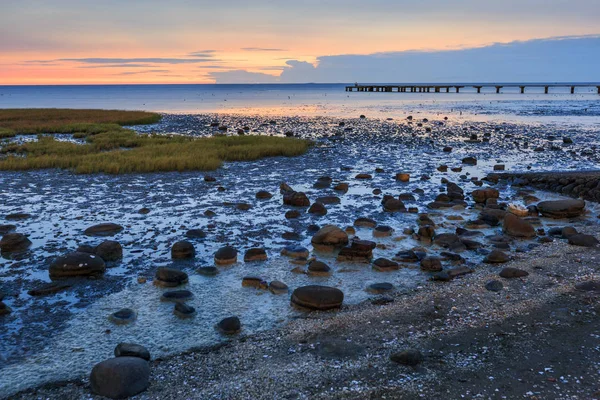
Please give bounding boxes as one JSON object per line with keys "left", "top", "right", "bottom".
{"left": 489, "top": 170, "right": 600, "bottom": 202}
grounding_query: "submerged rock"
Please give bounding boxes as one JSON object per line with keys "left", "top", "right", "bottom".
{"left": 84, "top": 223, "right": 123, "bottom": 237}
{"left": 154, "top": 267, "right": 188, "bottom": 287}
{"left": 114, "top": 343, "right": 151, "bottom": 361}
{"left": 49, "top": 252, "right": 106, "bottom": 279}
{"left": 95, "top": 240, "right": 123, "bottom": 262}
{"left": 0, "top": 233, "right": 32, "bottom": 254}
{"left": 109, "top": 308, "right": 137, "bottom": 325}
{"left": 291, "top": 285, "right": 344, "bottom": 311}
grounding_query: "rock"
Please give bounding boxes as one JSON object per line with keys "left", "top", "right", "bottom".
{"left": 308, "top": 202, "right": 328, "bottom": 216}
{"left": 334, "top": 183, "right": 349, "bottom": 192}
{"left": 244, "top": 248, "right": 268, "bottom": 262}
{"left": 27, "top": 283, "right": 71, "bottom": 296}
{"left": 311, "top": 225, "right": 349, "bottom": 251}
{"left": 280, "top": 182, "right": 294, "bottom": 193}
{"left": 443, "top": 146, "right": 452, "bottom": 152}
{"left": 5, "top": 212, "right": 31, "bottom": 221}
{"left": 285, "top": 210, "right": 301, "bottom": 219}
{"left": 217, "top": 316, "right": 241, "bottom": 334}
{"left": 204, "top": 175, "right": 216, "bottom": 182}
{"left": 462, "top": 156, "right": 477, "bottom": 165}
{"left": 418, "top": 225, "right": 436, "bottom": 243}
{"left": 154, "top": 267, "right": 188, "bottom": 287}
{"left": 214, "top": 246, "right": 238, "bottom": 265}
{"left": 0, "top": 233, "right": 32, "bottom": 254}
{"left": 109, "top": 308, "right": 137, "bottom": 325}
{"left": 313, "top": 176, "right": 332, "bottom": 189}
{"left": 372, "top": 258, "right": 400, "bottom": 272}
{"left": 355, "top": 173, "right": 372, "bottom": 180}
{"left": 160, "top": 290, "right": 193, "bottom": 302}
{"left": 373, "top": 225, "right": 393, "bottom": 238}
{"left": 537, "top": 199, "right": 585, "bottom": 219}
{"left": 236, "top": 203, "right": 252, "bottom": 211}
{"left": 282, "top": 231, "right": 301, "bottom": 241}
{"left": 383, "top": 198, "right": 406, "bottom": 212}
{"left": 561, "top": 226, "right": 578, "bottom": 238}
{"left": 90, "top": 357, "right": 150, "bottom": 399}
{"left": 485, "top": 280, "right": 504, "bottom": 292}
{"left": 354, "top": 217, "right": 377, "bottom": 228}
{"left": 395, "top": 173, "right": 410, "bottom": 182}
{"left": 367, "top": 282, "right": 394, "bottom": 294}
{"left": 433, "top": 233, "right": 461, "bottom": 248}
{"left": 242, "top": 276, "right": 268, "bottom": 289}
{"left": 503, "top": 213, "right": 536, "bottom": 238}
{"left": 0, "top": 224, "right": 16, "bottom": 235}
{"left": 472, "top": 188, "right": 499, "bottom": 204}
{"left": 336, "top": 239, "right": 376, "bottom": 262}
{"left": 95, "top": 240, "right": 123, "bottom": 262}
{"left": 138, "top": 207, "right": 151, "bottom": 215}
{"left": 483, "top": 249, "right": 510, "bottom": 264}
{"left": 114, "top": 343, "right": 151, "bottom": 361}
{"left": 84, "top": 223, "right": 123, "bottom": 237}
{"left": 568, "top": 234, "right": 599, "bottom": 247}
{"left": 316, "top": 196, "right": 341, "bottom": 205}
{"left": 283, "top": 191, "right": 310, "bottom": 207}
{"left": 256, "top": 190, "right": 273, "bottom": 199}
{"left": 0, "top": 301, "right": 12, "bottom": 315}
{"left": 281, "top": 245, "right": 310, "bottom": 259}
{"left": 390, "top": 349, "right": 424, "bottom": 366}
{"left": 291, "top": 285, "right": 344, "bottom": 310}
{"left": 174, "top": 303, "right": 196, "bottom": 319}
{"left": 499, "top": 267, "right": 529, "bottom": 278}
{"left": 307, "top": 260, "right": 332, "bottom": 276}
{"left": 575, "top": 281, "right": 600, "bottom": 292}
{"left": 420, "top": 257, "right": 442, "bottom": 272}
{"left": 49, "top": 252, "right": 106, "bottom": 279}
{"left": 446, "top": 266, "right": 473, "bottom": 279}
{"left": 393, "top": 250, "right": 420, "bottom": 263}
{"left": 268, "top": 281, "right": 288, "bottom": 294}
{"left": 197, "top": 266, "right": 219, "bottom": 276}
{"left": 185, "top": 229, "right": 206, "bottom": 239}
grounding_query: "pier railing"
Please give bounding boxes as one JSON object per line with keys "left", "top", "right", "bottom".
{"left": 345, "top": 83, "right": 600, "bottom": 94}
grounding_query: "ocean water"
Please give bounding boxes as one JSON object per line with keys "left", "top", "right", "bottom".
{"left": 1, "top": 84, "right": 600, "bottom": 125}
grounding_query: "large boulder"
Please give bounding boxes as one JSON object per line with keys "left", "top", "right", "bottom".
{"left": 244, "top": 248, "right": 268, "bottom": 262}
{"left": 84, "top": 223, "right": 123, "bottom": 237}
{"left": 154, "top": 267, "right": 188, "bottom": 287}
{"left": 283, "top": 191, "right": 310, "bottom": 207}
{"left": 0, "top": 233, "right": 32, "bottom": 254}
{"left": 114, "top": 343, "right": 151, "bottom": 361}
{"left": 502, "top": 213, "right": 536, "bottom": 238}
{"left": 171, "top": 241, "right": 195, "bottom": 259}
{"left": 90, "top": 357, "right": 150, "bottom": 399}
{"left": 472, "top": 188, "right": 499, "bottom": 204}
{"left": 537, "top": 199, "right": 585, "bottom": 219}
{"left": 311, "top": 225, "right": 349, "bottom": 252}
{"left": 291, "top": 285, "right": 344, "bottom": 310}
{"left": 214, "top": 246, "right": 238, "bottom": 265}
{"left": 568, "top": 234, "right": 599, "bottom": 247}
{"left": 336, "top": 239, "right": 376, "bottom": 262}
{"left": 49, "top": 252, "right": 106, "bottom": 279}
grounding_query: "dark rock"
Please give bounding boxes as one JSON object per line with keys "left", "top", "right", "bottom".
{"left": 483, "top": 249, "right": 510, "bottom": 264}
{"left": 383, "top": 198, "right": 406, "bottom": 212}
{"left": 367, "top": 282, "right": 394, "bottom": 294}
{"left": 373, "top": 225, "right": 393, "bottom": 237}
{"left": 390, "top": 349, "right": 424, "bottom": 366}
{"left": 84, "top": 223, "right": 123, "bottom": 237}
{"left": 420, "top": 257, "right": 442, "bottom": 272}
{"left": 244, "top": 248, "right": 268, "bottom": 262}
{"left": 354, "top": 217, "right": 377, "bottom": 228}
{"left": 217, "top": 316, "right": 241, "bottom": 334}
{"left": 204, "top": 175, "right": 217, "bottom": 182}
{"left": 114, "top": 343, "right": 151, "bottom": 361}
{"left": 575, "top": 281, "right": 600, "bottom": 292}
{"left": 499, "top": 267, "right": 529, "bottom": 278}
{"left": 568, "top": 234, "right": 599, "bottom": 247}
{"left": 27, "top": 283, "right": 71, "bottom": 297}
{"left": 197, "top": 266, "right": 219, "bottom": 276}
{"left": 311, "top": 225, "right": 348, "bottom": 251}
{"left": 90, "top": 357, "right": 150, "bottom": 399}
{"left": 0, "top": 233, "right": 32, "bottom": 254}
{"left": 256, "top": 190, "right": 273, "bottom": 199}
{"left": 49, "top": 252, "right": 106, "bottom": 279}
{"left": 214, "top": 246, "right": 238, "bottom": 265}
{"left": 283, "top": 191, "right": 310, "bottom": 207}
{"left": 281, "top": 245, "right": 309, "bottom": 258}
{"left": 537, "top": 199, "right": 585, "bottom": 219}
{"left": 174, "top": 303, "right": 196, "bottom": 319}
{"left": 393, "top": 250, "right": 419, "bottom": 263}
{"left": 138, "top": 207, "right": 151, "bottom": 215}
{"left": 316, "top": 196, "right": 341, "bottom": 205}
{"left": 336, "top": 239, "right": 376, "bottom": 262}
{"left": 109, "top": 308, "right": 137, "bottom": 325}
{"left": 268, "top": 280, "right": 288, "bottom": 294}
{"left": 95, "top": 240, "right": 123, "bottom": 262}
{"left": 462, "top": 156, "right": 477, "bottom": 165}
{"left": 0, "top": 225, "right": 16, "bottom": 235}
{"left": 372, "top": 258, "right": 400, "bottom": 272}
{"left": 355, "top": 173, "right": 372, "bottom": 179}
{"left": 285, "top": 210, "right": 301, "bottom": 219}
{"left": 242, "top": 276, "right": 268, "bottom": 289}
{"left": 154, "top": 267, "right": 188, "bottom": 287}
{"left": 291, "top": 285, "right": 344, "bottom": 310}
{"left": 472, "top": 188, "right": 499, "bottom": 204}
{"left": 307, "top": 260, "right": 332, "bottom": 276}
{"left": 161, "top": 290, "right": 193, "bottom": 302}
{"left": 308, "top": 202, "right": 328, "bottom": 216}
{"left": 503, "top": 213, "right": 536, "bottom": 238}
{"left": 185, "top": 229, "right": 206, "bottom": 239}
{"left": 485, "top": 280, "right": 504, "bottom": 292}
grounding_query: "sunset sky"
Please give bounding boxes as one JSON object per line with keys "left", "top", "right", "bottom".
{"left": 1, "top": 0, "right": 599, "bottom": 84}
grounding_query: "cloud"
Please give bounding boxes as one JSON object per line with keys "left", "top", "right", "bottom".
{"left": 241, "top": 47, "right": 287, "bottom": 52}
{"left": 208, "top": 70, "right": 279, "bottom": 83}
{"left": 59, "top": 57, "right": 217, "bottom": 64}
{"left": 116, "top": 69, "right": 170, "bottom": 75}
{"left": 187, "top": 51, "right": 217, "bottom": 57}
{"left": 77, "top": 64, "right": 156, "bottom": 69}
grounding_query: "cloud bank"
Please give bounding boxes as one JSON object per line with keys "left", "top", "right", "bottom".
{"left": 212, "top": 35, "right": 600, "bottom": 83}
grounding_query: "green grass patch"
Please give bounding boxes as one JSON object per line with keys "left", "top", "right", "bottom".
{"left": 0, "top": 109, "right": 311, "bottom": 174}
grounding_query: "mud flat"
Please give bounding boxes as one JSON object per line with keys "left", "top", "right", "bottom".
{"left": 2, "top": 112, "right": 600, "bottom": 398}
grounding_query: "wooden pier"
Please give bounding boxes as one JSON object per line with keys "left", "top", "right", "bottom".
{"left": 345, "top": 83, "right": 600, "bottom": 94}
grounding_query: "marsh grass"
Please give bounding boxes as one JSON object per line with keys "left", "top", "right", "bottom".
{"left": 0, "top": 109, "right": 311, "bottom": 174}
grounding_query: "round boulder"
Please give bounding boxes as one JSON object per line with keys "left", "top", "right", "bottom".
{"left": 0, "top": 233, "right": 32, "bottom": 254}
{"left": 281, "top": 245, "right": 309, "bottom": 259}
{"left": 114, "top": 343, "right": 151, "bottom": 361}
{"left": 217, "top": 316, "right": 241, "bottom": 335}
{"left": 90, "top": 357, "right": 150, "bottom": 399}
{"left": 154, "top": 267, "right": 188, "bottom": 287}
{"left": 537, "top": 199, "right": 585, "bottom": 219}
{"left": 109, "top": 308, "right": 137, "bottom": 325}
{"left": 268, "top": 281, "right": 288, "bottom": 294}
{"left": 307, "top": 260, "right": 332, "bottom": 276}
{"left": 390, "top": 349, "right": 424, "bottom": 366}
{"left": 174, "top": 303, "right": 196, "bottom": 319}
{"left": 185, "top": 229, "right": 206, "bottom": 239}
{"left": 367, "top": 282, "right": 394, "bottom": 294}
{"left": 372, "top": 258, "right": 400, "bottom": 272}
{"left": 49, "top": 252, "right": 106, "bottom": 280}
{"left": 84, "top": 223, "right": 123, "bottom": 237}
{"left": 214, "top": 246, "right": 238, "bottom": 265}
{"left": 483, "top": 249, "right": 510, "bottom": 264}
{"left": 311, "top": 225, "right": 349, "bottom": 252}
{"left": 244, "top": 248, "right": 268, "bottom": 262}
{"left": 171, "top": 241, "right": 195, "bottom": 259}
{"left": 94, "top": 240, "right": 123, "bottom": 262}
{"left": 291, "top": 285, "right": 344, "bottom": 310}
{"left": 503, "top": 213, "right": 536, "bottom": 238}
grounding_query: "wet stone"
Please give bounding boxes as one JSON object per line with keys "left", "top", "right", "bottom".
{"left": 49, "top": 252, "right": 106, "bottom": 280}
{"left": 483, "top": 249, "right": 510, "bottom": 264}
{"left": 355, "top": 173, "right": 372, "bottom": 180}
{"left": 373, "top": 225, "right": 393, "bottom": 238}
{"left": 568, "top": 234, "right": 599, "bottom": 247}
{"left": 0, "top": 225, "right": 16, "bottom": 235}
{"left": 5, "top": 212, "right": 31, "bottom": 221}
{"left": 372, "top": 258, "right": 400, "bottom": 272}
{"left": 256, "top": 190, "right": 273, "bottom": 199}
{"left": 161, "top": 290, "right": 193, "bottom": 302}
{"left": 268, "top": 280, "right": 288, "bottom": 294}
{"left": 90, "top": 357, "right": 150, "bottom": 399}
{"left": 174, "top": 303, "right": 196, "bottom": 319}
{"left": 367, "top": 282, "right": 394, "bottom": 294}
{"left": 308, "top": 202, "right": 328, "bottom": 216}
{"left": 390, "top": 349, "right": 424, "bottom": 366}
{"left": 114, "top": 343, "right": 151, "bottom": 361}
{"left": 311, "top": 225, "right": 349, "bottom": 252}
{"left": 84, "top": 223, "right": 124, "bottom": 237}
{"left": 485, "top": 280, "right": 504, "bottom": 292}
{"left": 285, "top": 210, "right": 301, "bottom": 219}
{"left": 499, "top": 267, "right": 529, "bottom": 279}
{"left": 154, "top": 267, "right": 188, "bottom": 287}
{"left": 291, "top": 285, "right": 344, "bottom": 311}
{"left": 27, "top": 282, "right": 71, "bottom": 297}
{"left": 316, "top": 196, "right": 341, "bottom": 205}
{"left": 109, "top": 308, "right": 137, "bottom": 325}
{"left": 242, "top": 276, "right": 268, "bottom": 289}
{"left": 214, "top": 246, "right": 238, "bottom": 265}
{"left": 197, "top": 266, "right": 219, "bottom": 276}
{"left": 354, "top": 217, "right": 377, "bottom": 228}
{"left": 307, "top": 260, "right": 332, "bottom": 276}
{"left": 420, "top": 257, "right": 442, "bottom": 272}
{"left": 537, "top": 199, "right": 585, "bottom": 219}
{"left": 185, "top": 229, "right": 206, "bottom": 239}
{"left": 281, "top": 245, "right": 309, "bottom": 259}
{"left": 575, "top": 281, "right": 600, "bottom": 292}
{"left": 95, "top": 240, "right": 123, "bottom": 262}
{"left": 217, "top": 316, "right": 241, "bottom": 335}
{"left": 0, "top": 233, "right": 32, "bottom": 254}
{"left": 244, "top": 248, "right": 268, "bottom": 262}
{"left": 283, "top": 191, "right": 310, "bottom": 207}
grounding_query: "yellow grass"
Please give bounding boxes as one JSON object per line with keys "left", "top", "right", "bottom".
{"left": 0, "top": 109, "right": 311, "bottom": 174}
